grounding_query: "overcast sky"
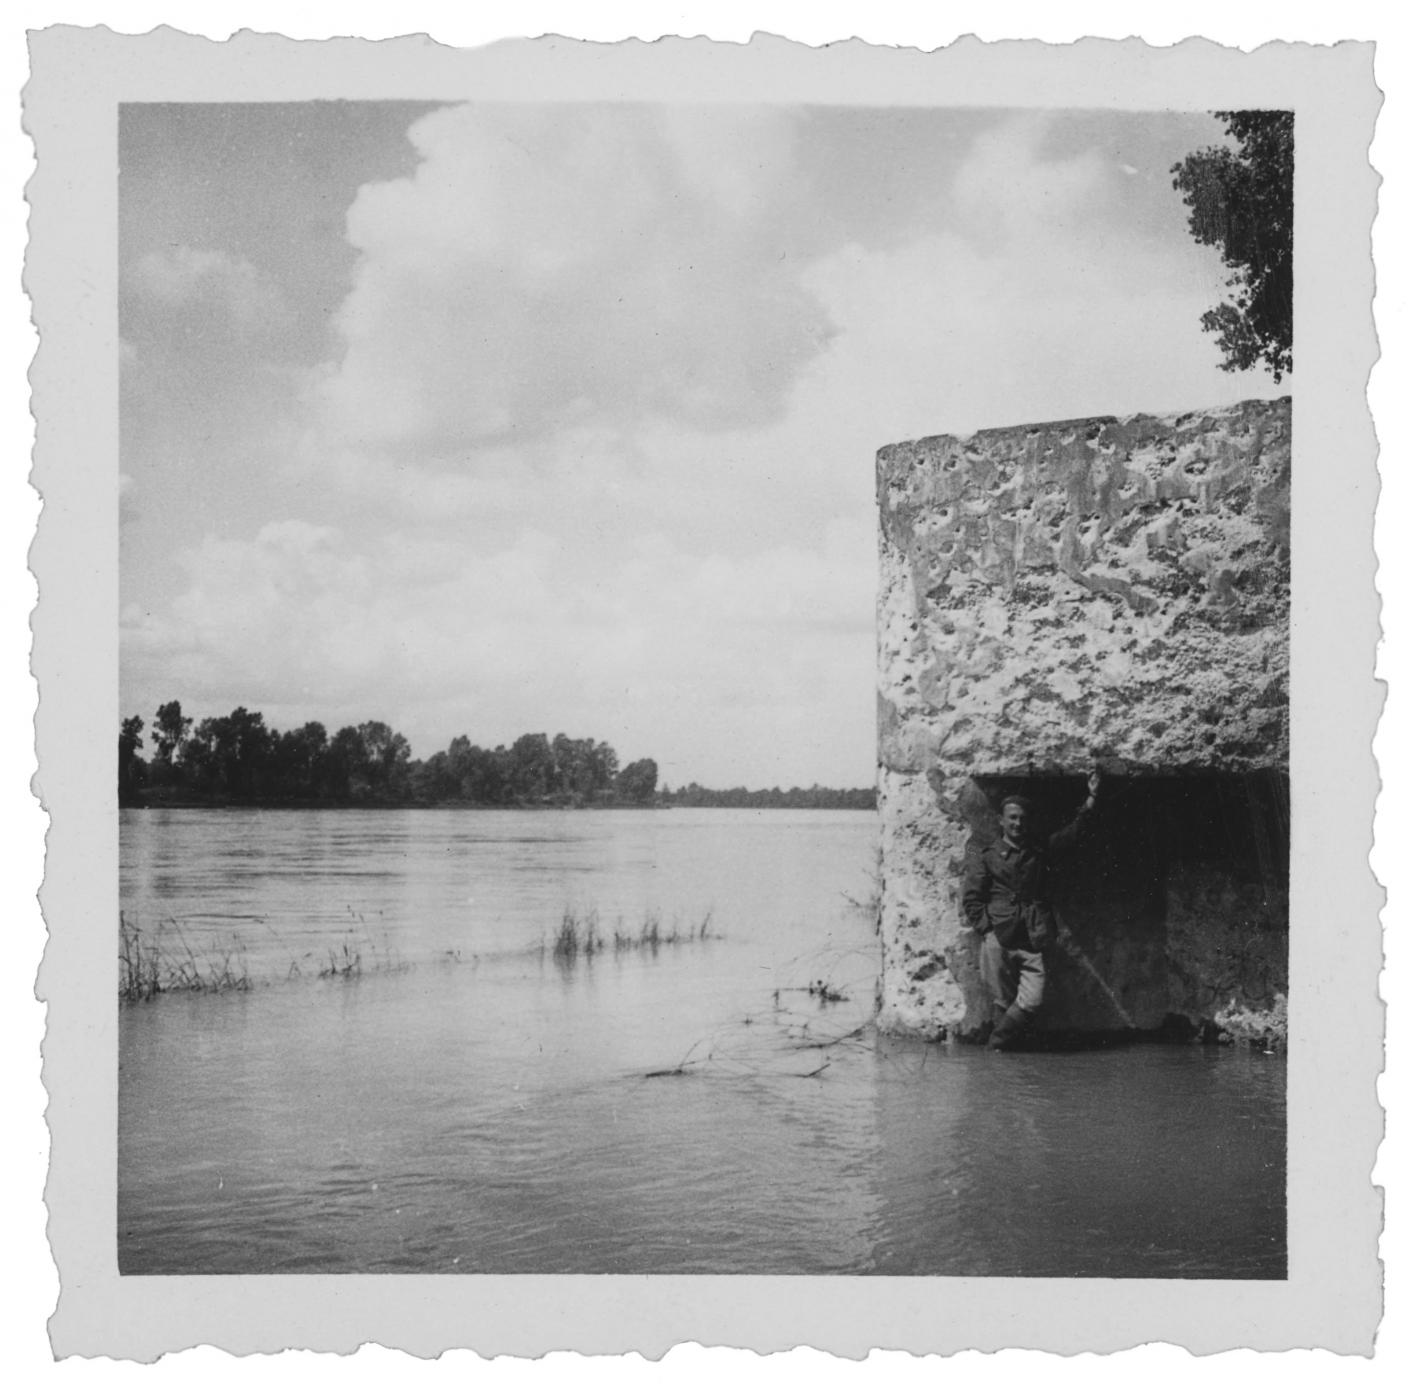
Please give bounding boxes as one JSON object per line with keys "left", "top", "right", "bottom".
{"left": 118, "top": 103, "right": 1288, "bottom": 788}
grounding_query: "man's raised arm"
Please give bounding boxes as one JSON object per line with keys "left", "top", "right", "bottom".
{"left": 1047, "top": 769, "right": 1102, "bottom": 852}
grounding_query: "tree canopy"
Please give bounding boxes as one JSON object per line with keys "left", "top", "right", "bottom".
{"left": 118, "top": 715, "right": 145, "bottom": 803}
{"left": 116, "top": 703, "right": 661, "bottom": 809}
{"left": 117, "top": 704, "right": 873, "bottom": 810}
{"left": 1171, "top": 110, "right": 1293, "bottom": 382}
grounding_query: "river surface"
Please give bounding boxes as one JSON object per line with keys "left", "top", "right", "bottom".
{"left": 118, "top": 807, "right": 1285, "bottom": 1276}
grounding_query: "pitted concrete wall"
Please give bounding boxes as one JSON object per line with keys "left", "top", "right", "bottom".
{"left": 876, "top": 398, "right": 1290, "bottom": 1043}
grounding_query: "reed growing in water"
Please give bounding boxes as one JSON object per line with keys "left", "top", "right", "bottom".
{"left": 118, "top": 914, "right": 252, "bottom": 1002}
{"left": 118, "top": 912, "right": 408, "bottom": 1001}
{"left": 547, "top": 909, "right": 716, "bottom": 960}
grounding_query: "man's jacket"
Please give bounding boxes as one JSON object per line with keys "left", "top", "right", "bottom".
{"left": 961, "top": 805, "right": 1092, "bottom": 951}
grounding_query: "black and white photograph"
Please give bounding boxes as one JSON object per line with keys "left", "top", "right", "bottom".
{"left": 114, "top": 97, "right": 1292, "bottom": 1280}
{"left": 21, "top": 21, "right": 1387, "bottom": 1364}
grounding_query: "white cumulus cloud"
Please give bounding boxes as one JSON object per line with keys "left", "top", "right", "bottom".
{"left": 128, "top": 245, "right": 286, "bottom": 330}
{"left": 306, "top": 104, "right": 835, "bottom": 456}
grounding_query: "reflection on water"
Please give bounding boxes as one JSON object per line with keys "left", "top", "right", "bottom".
{"left": 867, "top": 1039, "right": 1284, "bottom": 1276}
{"left": 118, "top": 808, "right": 1284, "bottom": 1276}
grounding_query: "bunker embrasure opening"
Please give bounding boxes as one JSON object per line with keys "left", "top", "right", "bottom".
{"left": 959, "top": 770, "right": 1288, "bottom": 1041}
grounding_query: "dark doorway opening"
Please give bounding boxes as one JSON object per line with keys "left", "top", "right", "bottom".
{"left": 968, "top": 771, "right": 1289, "bottom": 1033}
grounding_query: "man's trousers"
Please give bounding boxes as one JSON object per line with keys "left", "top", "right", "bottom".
{"left": 979, "top": 932, "right": 1046, "bottom": 1018}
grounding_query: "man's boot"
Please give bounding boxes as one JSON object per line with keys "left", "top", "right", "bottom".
{"left": 988, "top": 1004, "right": 1032, "bottom": 1051}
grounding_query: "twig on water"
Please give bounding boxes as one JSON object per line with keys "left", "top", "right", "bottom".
{"left": 775, "top": 979, "right": 851, "bottom": 1005}
{"left": 643, "top": 1035, "right": 710, "bottom": 1080}
{"left": 790, "top": 1025, "right": 867, "bottom": 1052}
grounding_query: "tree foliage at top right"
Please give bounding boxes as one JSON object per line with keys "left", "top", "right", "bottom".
{"left": 1171, "top": 110, "right": 1294, "bottom": 383}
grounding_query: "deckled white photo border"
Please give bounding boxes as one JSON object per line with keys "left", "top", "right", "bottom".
{"left": 22, "top": 24, "right": 1383, "bottom": 1360}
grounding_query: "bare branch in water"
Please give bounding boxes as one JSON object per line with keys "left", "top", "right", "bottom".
{"left": 791, "top": 1025, "right": 868, "bottom": 1051}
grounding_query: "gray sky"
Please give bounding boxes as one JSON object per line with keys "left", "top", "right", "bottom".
{"left": 119, "top": 102, "right": 1288, "bottom": 788}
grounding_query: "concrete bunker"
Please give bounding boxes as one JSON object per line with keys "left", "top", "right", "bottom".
{"left": 875, "top": 398, "right": 1290, "bottom": 1045}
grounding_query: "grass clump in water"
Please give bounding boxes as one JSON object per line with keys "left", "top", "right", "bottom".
{"left": 119, "top": 922, "right": 164, "bottom": 1002}
{"left": 118, "top": 914, "right": 252, "bottom": 1002}
{"left": 553, "top": 909, "right": 604, "bottom": 959}
{"left": 548, "top": 909, "right": 715, "bottom": 961}
{"left": 121, "top": 909, "right": 408, "bottom": 1001}
{"left": 303, "top": 932, "right": 410, "bottom": 981}
{"left": 318, "top": 941, "right": 363, "bottom": 979}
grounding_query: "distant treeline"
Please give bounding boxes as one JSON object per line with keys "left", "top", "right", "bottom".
{"left": 660, "top": 784, "right": 875, "bottom": 810}
{"left": 118, "top": 701, "right": 659, "bottom": 808}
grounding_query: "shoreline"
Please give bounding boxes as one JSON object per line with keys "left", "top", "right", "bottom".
{"left": 120, "top": 795, "right": 877, "bottom": 812}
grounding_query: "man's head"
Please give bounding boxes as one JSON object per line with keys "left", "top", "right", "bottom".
{"left": 1000, "top": 795, "right": 1033, "bottom": 845}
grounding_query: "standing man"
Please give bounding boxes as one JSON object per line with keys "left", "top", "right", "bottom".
{"left": 961, "top": 772, "right": 1102, "bottom": 1050}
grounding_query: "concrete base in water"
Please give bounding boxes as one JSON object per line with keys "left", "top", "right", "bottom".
{"left": 875, "top": 399, "right": 1290, "bottom": 1046}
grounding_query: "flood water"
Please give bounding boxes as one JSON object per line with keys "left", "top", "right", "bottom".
{"left": 118, "top": 807, "right": 1285, "bottom": 1276}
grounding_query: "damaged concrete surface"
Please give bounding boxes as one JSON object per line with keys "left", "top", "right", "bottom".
{"left": 876, "top": 398, "right": 1290, "bottom": 1046}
